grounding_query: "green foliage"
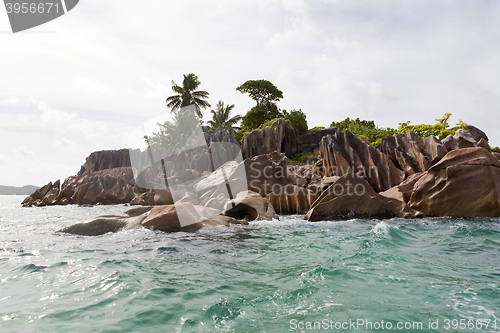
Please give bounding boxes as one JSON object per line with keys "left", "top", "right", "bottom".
{"left": 144, "top": 106, "right": 200, "bottom": 153}
{"left": 235, "top": 117, "right": 293, "bottom": 144}
{"left": 286, "top": 153, "right": 318, "bottom": 164}
{"left": 455, "top": 119, "right": 468, "bottom": 130}
{"left": 207, "top": 100, "right": 242, "bottom": 130}
{"left": 491, "top": 146, "right": 500, "bottom": 153}
{"left": 240, "top": 103, "right": 281, "bottom": 131}
{"left": 256, "top": 118, "right": 293, "bottom": 131}
{"left": 312, "top": 158, "right": 323, "bottom": 167}
{"left": 397, "top": 113, "right": 467, "bottom": 140}
{"left": 236, "top": 79, "right": 283, "bottom": 106}
{"left": 166, "top": 73, "right": 210, "bottom": 118}
{"left": 236, "top": 79, "right": 285, "bottom": 141}
{"left": 308, "top": 126, "right": 326, "bottom": 133}
{"left": 330, "top": 117, "right": 396, "bottom": 145}
{"left": 282, "top": 109, "right": 308, "bottom": 135}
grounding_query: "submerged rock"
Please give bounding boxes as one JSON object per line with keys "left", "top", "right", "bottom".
{"left": 304, "top": 174, "right": 419, "bottom": 221}
{"left": 57, "top": 212, "right": 149, "bottom": 236}
{"left": 141, "top": 203, "right": 244, "bottom": 232}
{"left": 409, "top": 147, "right": 500, "bottom": 217}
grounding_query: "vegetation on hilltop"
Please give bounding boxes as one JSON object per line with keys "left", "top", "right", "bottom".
{"left": 207, "top": 100, "right": 242, "bottom": 131}
{"left": 146, "top": 73, "right": 493, "bottom": 152}
{"left": 397, "top": 113, "right": 467, "bottom": 140}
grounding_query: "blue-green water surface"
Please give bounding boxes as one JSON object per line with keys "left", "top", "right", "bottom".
{"left": 1, "top": 195, "right": 499, "bottom": 332}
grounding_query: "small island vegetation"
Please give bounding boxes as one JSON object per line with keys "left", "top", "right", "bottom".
{"left": 145, "top": 73, "right": 495, "bottom": 153}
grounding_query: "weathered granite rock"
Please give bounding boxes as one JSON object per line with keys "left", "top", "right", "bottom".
{"left": 39, "top": 180, "right": 60, "bottom": 205}
{"left": 466, "top": 125, "right": 489, "bottom": 143}
{"left": 22, "top": 180, "right": 62, "bottom": 207}
{"left": 193, "top": 161, "right": 240, "bottom": 196}
{"left": 288, "top": 163, "right": 324, "bottom": 184}
{"left": 242, "top": 118, "right": 298, "bottom": 159}
{"left": 319, "top": 130, "right": 405, "bottom": 192}
{"left": 141, "top": 203, "right": 241, "bottom": 232}
{"left": 409, "top": 147, "right": 500, "bottom": 217}
{"left": 142, "top": 203, "right": 201, "bottom": 231}
{"left": 304, "top": 174, "right": 419, "bottom": 221}
{"left": 494, "top": 152, "right": 500, "bottom": 161}
{"left": 442, "top": 129, "right": 478, "bottom": 151}
{"left": 21, "top": 181, "right": 53, "bottom": 206}
{"left": 223, "top": 191, "right": 277, "bottom": 221}
{"left": 124, "top": 206, "right": 154, "bottom": 216}
{"left": 307, "top": 176, "right": 341, "bottom": 196}
{"left": 477, "top": 138, "right": 491, "bottom": 151}
{"left": 379, "top": 172, "right": 426, "bottom": 203}
{"left": 266, "top": 185, "right": 318, "bottom": 214}
{"left": 298, "top": 127, "right": 339, "bottom": 155}
{"left": 69, "top": 167, "right": 140, "bottom": 205}
{"left": 23, "top": 165, "right": 145, "bottom": 207}
{"left": 240, "top": 151, "right": 293, "bottom": 197}
{"left": 57, "top": 212, "right": 148, "bottom": 236}
{"left": 78, "top": 149, "right": 131, "bottom": 177}
{"left": 378, "top": 131, "right": 448, "bottom": 177}
{"left": 130, "top": 188, "right": 174, "bottom": 206}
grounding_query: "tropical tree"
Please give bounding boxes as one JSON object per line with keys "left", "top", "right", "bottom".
{"left": 236, "top": 79, "right": 283, "bottom": 106}
{"left": 237, "top": 79, "right": 284, "bottom": 132}
{"left": 207, "top": 100, "right": 242, "bottom": 130}
{"left": 166, "top": 73, "right": 210, "bottom": 118}
{"left": 145, "top": 105, "right": 200, "bottom": 153}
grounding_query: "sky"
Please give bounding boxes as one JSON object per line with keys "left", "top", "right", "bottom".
{"left": 1, "top": 0, "right": 500, "bottom": 187}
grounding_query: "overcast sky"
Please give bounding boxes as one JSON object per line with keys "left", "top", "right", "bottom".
{"left": 1, "top": 0, "right": 500, "bottom": 187}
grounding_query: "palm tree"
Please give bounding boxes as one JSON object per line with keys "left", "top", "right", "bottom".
{"left": 207, "top": 100, "right": 242, "bottom": 130}
{"left": 166, "top": 73, "right": 210, "bottom": 118}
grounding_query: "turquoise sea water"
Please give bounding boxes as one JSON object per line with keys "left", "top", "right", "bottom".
{"left": 1, "top": 195, "right": 500, "bottom": 332}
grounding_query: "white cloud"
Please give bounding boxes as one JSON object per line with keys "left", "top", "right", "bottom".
{"left": 1, "top": 0, "right": 500, "bottom": 185}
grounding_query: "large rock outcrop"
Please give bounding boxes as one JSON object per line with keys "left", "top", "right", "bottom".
{"left": 378, "top": 131, "right": 448, "bottom": 177}
{"left": 441, "top": 129, "right": 479, "bottom": 151}
{"left": 319, "top": 130, "right": 405, "bottom": 192}
{"left": 240, "top": 151, "right": 294, "bottom": 197}
{"left": 379, "top": 172, "right": 426, "bottom": 203}
{"left": 298, "top": 127, "right": 339, "bottom": 155}
{"left": 409, "top": 147, "right": 500, "bottom": 217}
{"left": 242, "top": 119, "right": 298, "bottom": 159}
{"left": 266, "top": 185, "right": 318, "bottom": 214}
{"left": 78, "top": 149, "right": 131, "bottom": 177}
{"left": 304, "top": 174, "right": 418, "bottom": 221}
{"left": 23, "top": 167, "right": 145, "bottom": 207}
{"left": 466, "top": 125, "right": 489, "bottom": 143}
{"left": 223, "top": 191, "right": 277, "bottom": 221}
{"left": 22, "top": 180, "right": 61, "bottom": 206}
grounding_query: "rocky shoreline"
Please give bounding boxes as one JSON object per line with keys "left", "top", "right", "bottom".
{"left": 22, "top": 121, "right": 500, "bottom": 235}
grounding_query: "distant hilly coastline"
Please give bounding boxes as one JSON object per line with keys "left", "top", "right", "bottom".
{"left": 0, "top": 185, "right": 40, "bottom": 195}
